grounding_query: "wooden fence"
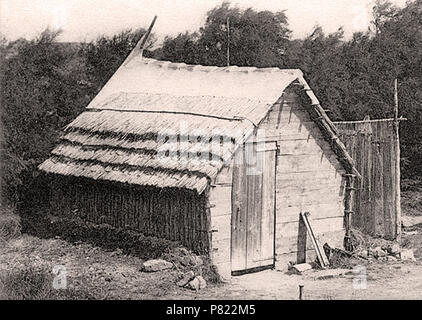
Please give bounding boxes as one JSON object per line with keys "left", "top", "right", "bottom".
{"left": 334, "top": 117, "right": 400, "bottom": 239}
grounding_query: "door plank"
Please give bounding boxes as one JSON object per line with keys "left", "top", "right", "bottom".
{"left": 260, "top": 149, "right": 276, "bottom": 261}
{"left": 231, "top": 142, "right": 277, "bottom": 273}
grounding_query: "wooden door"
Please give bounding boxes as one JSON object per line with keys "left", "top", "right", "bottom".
{"left": 231, "top": 141, "right": 277, "bottom": 273}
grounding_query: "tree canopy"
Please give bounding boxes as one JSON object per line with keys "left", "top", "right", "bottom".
{"left": 158, "top": 2, "right": 290, "bottom": 67}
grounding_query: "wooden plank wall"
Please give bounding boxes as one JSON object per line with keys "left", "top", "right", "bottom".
{"left": 334, "top": 119, "right": 398, "bottom": 239}
{"left": 258, "top": 88, "right": 347, "bottom": 270}
{"left": 49, "top": 176, "right": 210, "bottom": 254}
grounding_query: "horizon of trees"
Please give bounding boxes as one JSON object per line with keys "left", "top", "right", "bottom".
{"left": 1, "top": 0, "right": 422, "bottom": 207}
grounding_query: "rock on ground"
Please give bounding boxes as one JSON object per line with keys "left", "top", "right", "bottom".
{"left": 402, "top": 215, "right": 422, "bottom": 228}
{"left": 387, "top": 244, "right": 401, "bottom": 255}
{"left": 373, "top": 247, "right": 387, "bottom": 258}
{"left": 290, "top": 263, "right": 313, "bottom": 275}
{"left": 141, "top": 259, "right": 173, "bottom": 272}
{"left": 176, "top": 271, "right": 195, "bottom": 287}
{"left": 185, "top": 275, "right": 207, "bottom": 291}
{"left": 400, "top": 249, "right": 416, "bottom": 261}
{"left": 197, "top": 275, "right": 207, "bottom": 289}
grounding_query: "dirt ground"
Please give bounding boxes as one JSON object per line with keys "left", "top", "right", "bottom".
{"left": 1, "top": 187, "right": 422, "bottom": 300}
{"left": 1, "top": 229, "right": 421, "bottom": 300}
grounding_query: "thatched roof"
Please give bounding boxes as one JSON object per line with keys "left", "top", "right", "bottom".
{"left": 39, "top": 51, "right": 359, "bottom": 194}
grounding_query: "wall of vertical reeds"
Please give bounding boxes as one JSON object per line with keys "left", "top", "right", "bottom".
{"left": 48, "top": 175, "right": 210, "bottom": 254}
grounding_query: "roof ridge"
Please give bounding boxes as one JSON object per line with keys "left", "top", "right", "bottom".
{"left": 90, "top": 91, "right": 271, "bottom": 104}
{"left": 141, "top": 57, "right": 303, "bottom": 75}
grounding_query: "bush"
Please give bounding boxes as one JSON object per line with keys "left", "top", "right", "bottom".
{"left": 0, "top": 206, "right": 21, "bottom": 242}
{"left": 22, "top": 213, "right": 180, "bottom": 260}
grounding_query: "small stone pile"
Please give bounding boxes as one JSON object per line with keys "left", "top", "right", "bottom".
{"left": 139, "top": 247, "right": 208, "bottom": 291}
{"left": 176, "top": 271, "right": 207, "bottom": 291}
{"left": 357, "top": 244, "right": 416, "bottom": 262}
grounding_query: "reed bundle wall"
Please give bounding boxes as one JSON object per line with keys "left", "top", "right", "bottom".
{"left": 48, "top": 176, "right": 210, "bottom": 253}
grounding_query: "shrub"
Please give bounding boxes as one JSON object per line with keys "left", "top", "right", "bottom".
{"left": 0, "top": 206, "right": 21, "bottom": 242}
{"left": 22, "top": 213, "right": 180, "bottom": 260}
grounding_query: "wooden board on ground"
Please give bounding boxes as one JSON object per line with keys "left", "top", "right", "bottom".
{"left": 300, "top": 211, "right": 330, "bottom": 268}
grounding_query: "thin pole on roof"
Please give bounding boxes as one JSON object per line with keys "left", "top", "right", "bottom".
{"left": 136, "top": 15, "right": 157, "bottom": 53}
{"left": 122, "top": 15, "right": 157, "bottom": 66}
{"left": 226, "top": 16, "right": 230, "bottom": 66}
{"left": 393, "top": 78, "right": 402, "bottom": 241}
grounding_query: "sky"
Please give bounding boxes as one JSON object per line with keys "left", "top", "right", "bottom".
{"left": 0, "top": 0, "right": 409, "bottom": 42}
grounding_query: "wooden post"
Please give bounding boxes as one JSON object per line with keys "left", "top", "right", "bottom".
{"left": 393, "top": 78, "right": 402, "bottom": 240}
{"left": 344, "top": 174, "right": 356, "bottom": 251}
{"left": 299, "top": 284, "right": 304, "bottom": 300}
{"left": 226, "top": 16, "right": 230, "bottom": 66}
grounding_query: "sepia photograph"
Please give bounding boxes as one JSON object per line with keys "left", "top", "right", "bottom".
{"left": 0, "top": 0, "right": 421, "bottom": 306}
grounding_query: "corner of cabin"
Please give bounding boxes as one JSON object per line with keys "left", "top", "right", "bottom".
{"left": 208, "top": 164, "right": 233, "bottom": 281}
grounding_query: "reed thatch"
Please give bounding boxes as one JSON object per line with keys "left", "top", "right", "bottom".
{"left": 39, "top": 54, "right": 359, "bottom": 193}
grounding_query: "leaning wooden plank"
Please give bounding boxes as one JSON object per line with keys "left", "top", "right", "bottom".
{"left": 300, "top": 211, "right": 330, "bottom": 268}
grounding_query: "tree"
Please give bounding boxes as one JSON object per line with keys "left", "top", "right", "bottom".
{"left": 159, "top": 32, "right": 201, "bottom": 65}
{"left": 0, "top": 29, "right": 88, "bottom": 204}
{"left": 155, "top": 2, "right": 291, "bottom": 67}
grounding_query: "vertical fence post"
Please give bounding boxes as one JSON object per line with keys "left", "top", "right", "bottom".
{"left": 393, "top": 78, "right": 401, "bottom": 240}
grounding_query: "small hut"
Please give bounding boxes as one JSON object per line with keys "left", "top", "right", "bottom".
{"left": 39, "top": 48, "right": 360, "bottom": 280}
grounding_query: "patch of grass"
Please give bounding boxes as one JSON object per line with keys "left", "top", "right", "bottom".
{"left": 0, "top": 205, "right": 21, "bottom": 243}
{"left": 0, "top": 266, "right": 95, "bottom": 300}
{"left": 401, "top": 179, "right": 422, "bottom": 216}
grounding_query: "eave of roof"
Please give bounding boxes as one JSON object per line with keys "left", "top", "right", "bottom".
{"left": 292, "top": 77, "right": 361, "bottom": 180}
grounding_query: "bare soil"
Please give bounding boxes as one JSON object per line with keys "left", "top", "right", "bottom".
{"left": 1, "top": 230, "right": 421, "bottom": 300}
{"left": 1, "top": 189, "right": 421, "bottom": 300}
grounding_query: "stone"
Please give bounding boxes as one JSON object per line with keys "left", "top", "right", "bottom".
{"left": 141, "top": 259, "right": 173, "bottom": 272}
{"left": 196, "top": 275, "right": 207, "bottom": 289}
{"left": 387, "top": 244, "right": 401, "bottom": 255}
{"left": 400, "top": 249, "right": 416, "bottom": 261}
{"left": 402, "top": 215, "right": 422, "bottom": 228}
{"left": 179, "top": 256, "right": 193, "bottom": 267}
{"left": 374, "top": 247, "right": 387, "bottom": 258}
{"left": 290, "top": 263, "right": 313, "bottom": 274}
{"left": 193, "top": 255, "right": 204, "bottom": 267}
{"left": 176, "top": 271, "right": 195, "bottom": 287}
{"left": 368, "top": 248, "right": 376, "bottom": 257}
{"left": 357, "top": 250, "right": 368, "bottom": 258}
{"left": 186, "top": 277, "right": 201, "bottom": 291}
{"left": 387, "top": 256, "right": 398, "bottom": 262}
